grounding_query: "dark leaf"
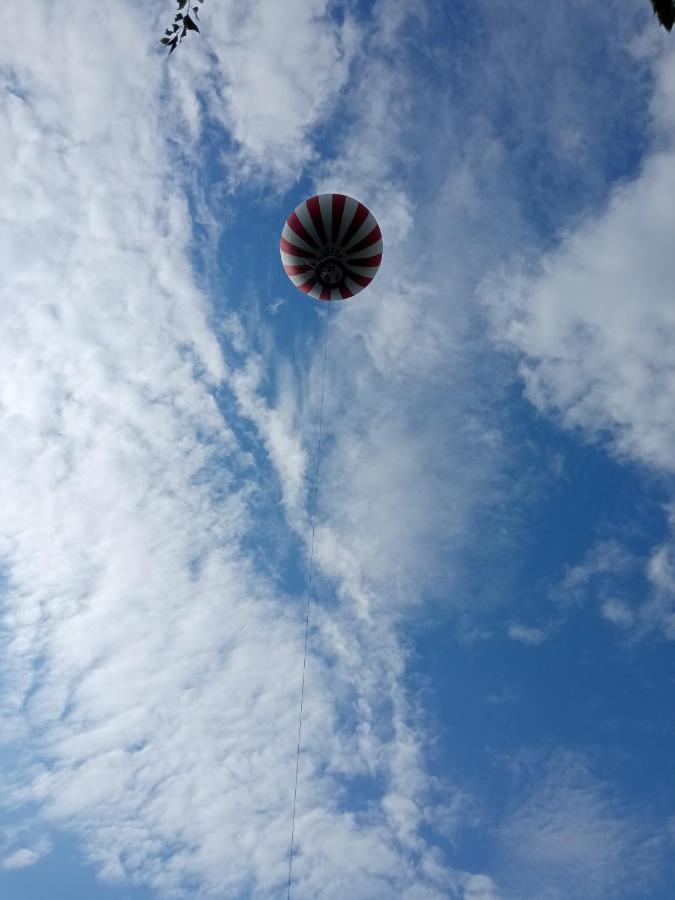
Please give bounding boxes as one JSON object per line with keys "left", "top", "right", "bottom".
{"left": 184, "top": 13, "right": 200, "bottom": 31}
{"left": 651, "top": 0, "right": 675, "bottom": 31}
{"left": 176, "top": 0, "right": 189, "bottom": 8}
{"left": 169, "top": 40, "right": 178, "bottom": 53}
{"left": 172, "top": 22, "right": 180, "bottom": 31}
{"left": 175, "top": 13, "right": 183, "bottom": 21}
{"left": 194, "top": 7, "right": 199, "bottom": 18}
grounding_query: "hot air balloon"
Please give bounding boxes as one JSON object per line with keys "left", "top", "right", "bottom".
{"left": 280, "top": 194, "right": 383, "bottom": 301}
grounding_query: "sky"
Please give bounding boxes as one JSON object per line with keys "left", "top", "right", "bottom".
{"left": 1, "top": 1, "right": 675, "bottom": 898}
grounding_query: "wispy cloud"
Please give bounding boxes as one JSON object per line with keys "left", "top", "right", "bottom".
{"left": 461, "top": 873, "right": 502, "bottom": 900}
{"left": 167, "top": 0, "right": 360, "bottom": 186}
{"left": 549, "top": 529, "right": 675, "bottom": 640}
{"left": 4, "top": 1, "right": 675, "bottom": 898}
{"left": 0, "top": 825, "right": 51, "bottom": 871}
{"left": 600, "top": 598, "right": 636, "bottom": 629}
{"left": 640, "top": 506, "right": 675, "bottom": 637}
{"left": 554, "top": 540, "right": 635, "bottom": 606}
{"left": 507, "top": 624, "right": 548, "bottom": 645}
{"left": 484, "top": 687, "right": 520, "bottom": 706}
{"left": 483, "top": 45, "right": 675, "bottom": 474}
{"left": 0, "top": 1, "right": 495, "bottom": 897}
{"left": 496, "top": 751, "right": 671, "bottom": 899}
{"left": 1, "top": 848, "right": 43, "bottom": 870}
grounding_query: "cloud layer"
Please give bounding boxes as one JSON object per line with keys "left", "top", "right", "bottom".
{"left": 484, "top": 47, "right": 675, "bottom": 473}
{"left": 3, "top": 2, "right": 675, "bottom": 899}
{"left": 496, "top": 752, "right": 669, "bottom": 900}
{"left": 1, "top": 1, "right": 492, "bottom": 897}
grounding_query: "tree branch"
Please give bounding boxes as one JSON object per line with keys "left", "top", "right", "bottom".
{"left": 651, "top": 0, "right": 675, "bottom": 32}
{"left": 160, "top": 0, "right": 205, "bottom": 54}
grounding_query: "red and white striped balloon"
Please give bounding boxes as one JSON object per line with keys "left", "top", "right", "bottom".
{"left": 280, "top": 194, "right": 383, "bottom": 301}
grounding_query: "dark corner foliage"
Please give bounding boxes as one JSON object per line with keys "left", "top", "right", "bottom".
{"left": 160, "top": 0, "right": 205, "bottom": 54}
{"left": 651, "top": 0, "right": 675, "bottom": 31}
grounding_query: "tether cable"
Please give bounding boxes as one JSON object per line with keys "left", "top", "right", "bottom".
{"left": 287, "top": 300, "right": 333, "bottom": 899}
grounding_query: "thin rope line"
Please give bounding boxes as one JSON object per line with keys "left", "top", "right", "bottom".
{"left": 287, "top": 301, "right": 332, "bottom": 899}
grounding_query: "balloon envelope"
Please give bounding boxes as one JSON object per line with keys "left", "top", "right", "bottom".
{"left": 280, "top": 194, "right": 383, "bottom": 301}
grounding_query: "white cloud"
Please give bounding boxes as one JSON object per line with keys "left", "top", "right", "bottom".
{"left": 0, "top": 2, "right": 495, "bottom": 897}
{"left": 496, "top": 752, "right": 669, "bottom": 899}
{"left": 1, "top": 847, "right": 42, "bottom": 871}
{"left": 554, "top": 540, "right": 634, "bottom": 606}
{"left": 0, "top": 825, "right": 51, "bottom": 871}
{"left": 550, "top": 529, "right": 675, "bottom": 640}
{"left": 462, "top": 873, "right": 502, "bottom": 900}
{"left": 640, "top": 508, "right": 675, "bottom": 638}
{"left": 166, "top": 0, "right": 360, "bottom": 186}
{"left": 484, "top": 687, "right": 520, "bottom": 706}
{"left": 483, "top": 48, "right": 675, "bottom": 473}
{"left": 600, "top": 598, "right": 635, "bottom": 629}
{"left": 507, "top": 624, "right": 548, "bottom": 645}
{"left": 6, "top": 2, "right": 668, "bottom": 898}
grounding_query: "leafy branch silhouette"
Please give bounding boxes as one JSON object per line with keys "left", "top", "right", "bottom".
{"left": 651, "top": 0, "right": 675, "bottom": 31}
{"left": 160, "top": 0, "right": 205, "bottom": 54}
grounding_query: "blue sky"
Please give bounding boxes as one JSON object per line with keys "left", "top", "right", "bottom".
{"left": 2, "top": 1, "right": 675, "bottom": 898}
